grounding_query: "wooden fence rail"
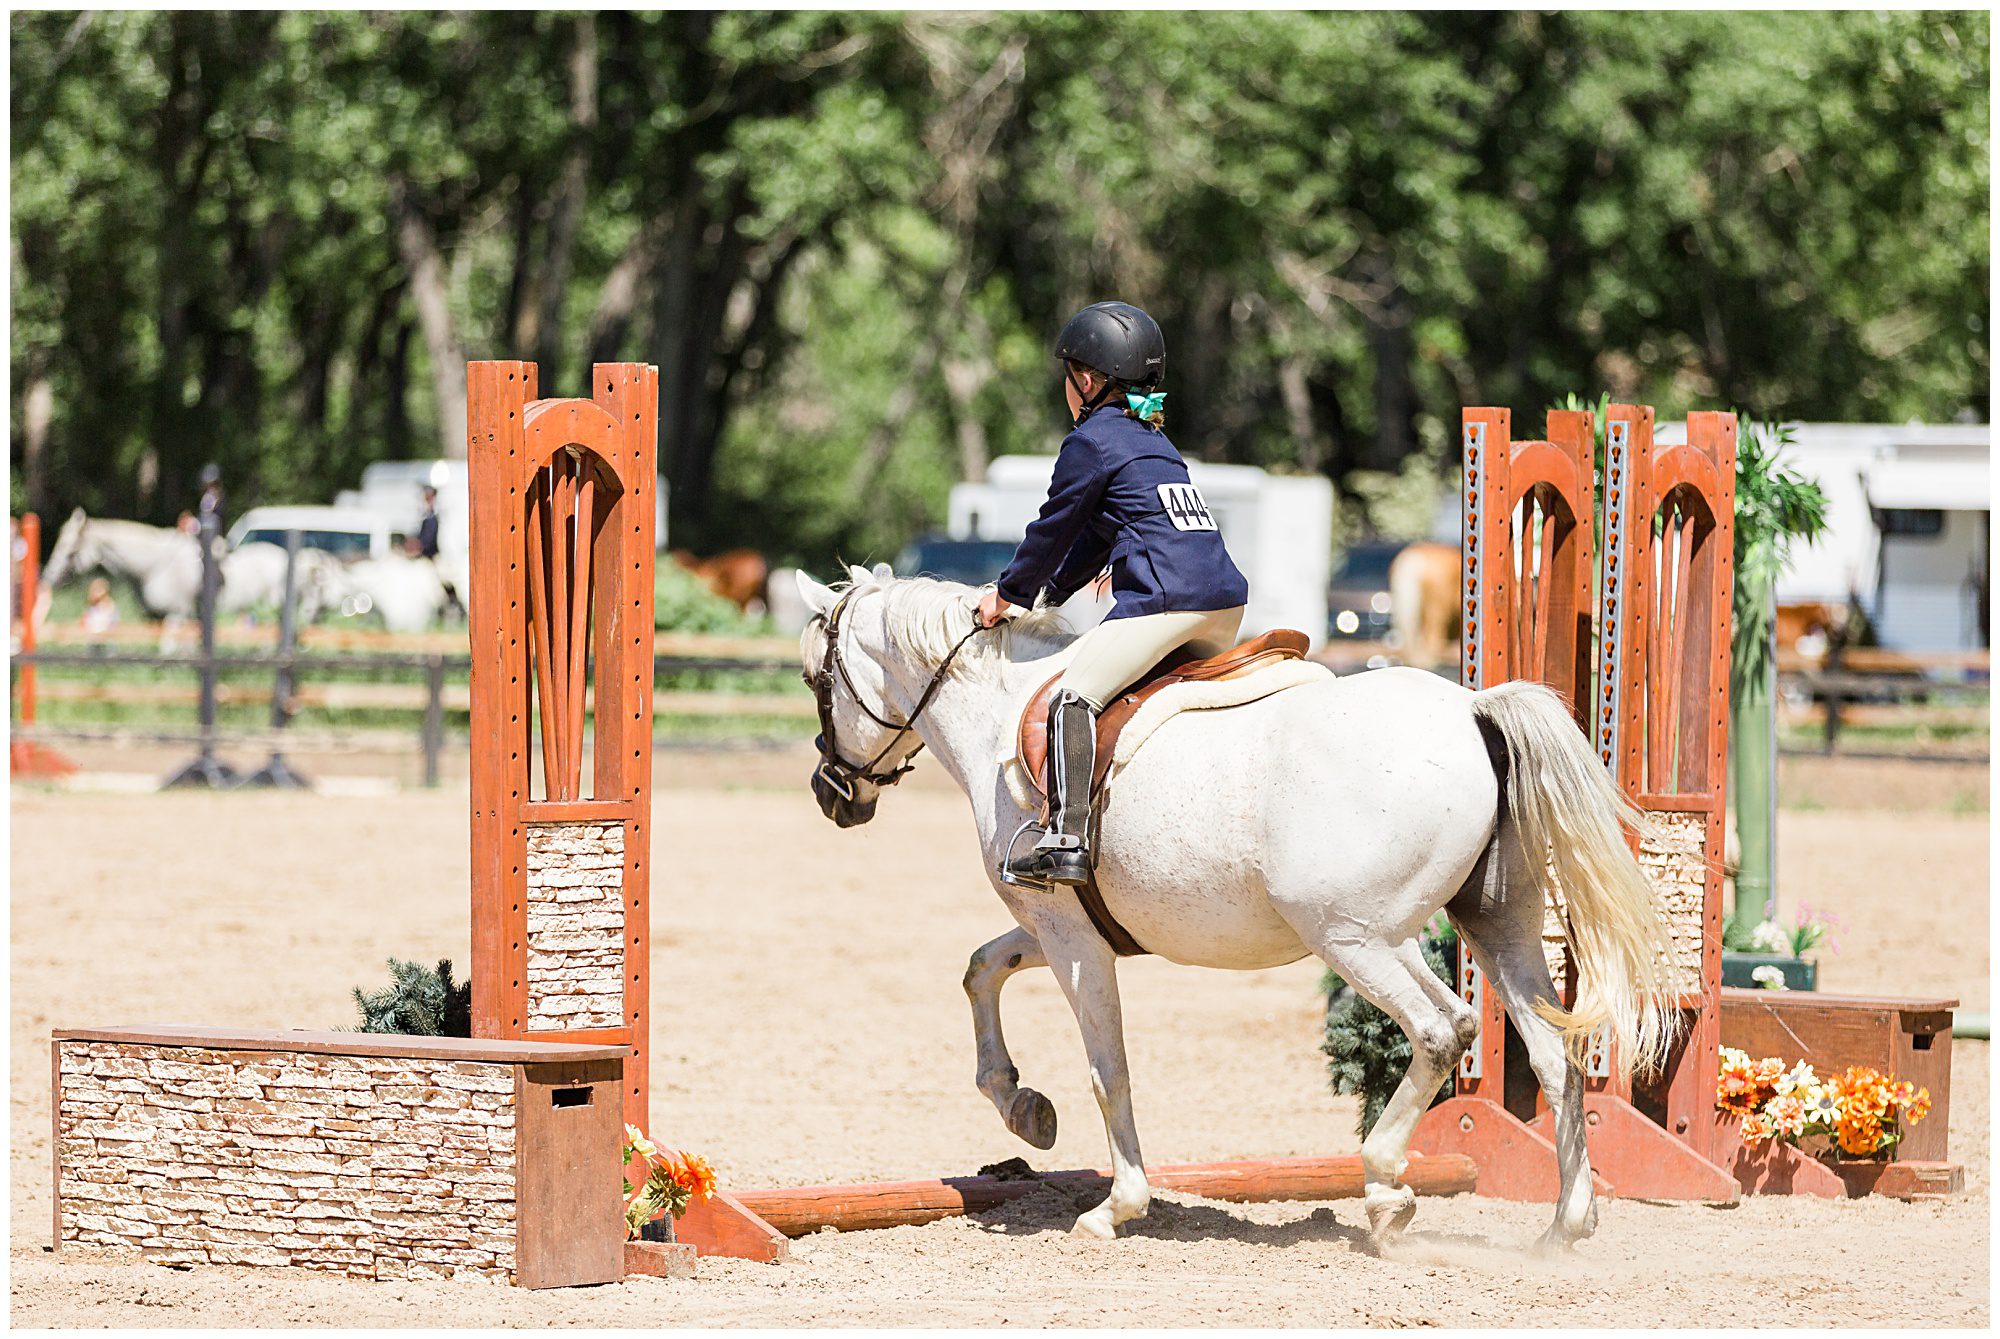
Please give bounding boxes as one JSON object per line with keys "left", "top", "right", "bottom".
{"left": 11, "top": 631, "right": 812, "bottom": 785}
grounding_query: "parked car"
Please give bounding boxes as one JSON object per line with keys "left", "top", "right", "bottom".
{"left": 894, "top": 536, "right": 1020, "bottom": 587}
{"left": 227, "top": 505, "right": 398, "bottom": 560}
{"left": 1326, "top": 540, "right": 1402, "bottom": 642}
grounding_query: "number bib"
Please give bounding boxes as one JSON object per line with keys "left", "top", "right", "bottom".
{"left": 1156, "top": 482, "right": 1218, "bottom": 532}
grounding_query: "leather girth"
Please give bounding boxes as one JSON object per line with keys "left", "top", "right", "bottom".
{"left": 1076, "top": 869, "right": 1147, "bottom": 958}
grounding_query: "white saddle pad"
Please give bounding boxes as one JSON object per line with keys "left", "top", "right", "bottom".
{"left": 1002, "top": 657, "right": 1334, "bottom": 808}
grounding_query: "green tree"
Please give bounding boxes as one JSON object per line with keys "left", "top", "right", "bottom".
{"left": 11, "top": 11, "right": 1987, "bottom": 567}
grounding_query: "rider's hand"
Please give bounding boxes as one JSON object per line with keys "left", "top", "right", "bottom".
{"left": 974, "top": 588, "right": 1017, "bottom": 628}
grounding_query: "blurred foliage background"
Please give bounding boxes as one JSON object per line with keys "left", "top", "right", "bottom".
{"left": 11, "top": 11, "right": 1989, "bottom": 567}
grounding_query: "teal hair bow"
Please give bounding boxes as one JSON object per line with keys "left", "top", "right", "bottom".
{"left": 1126, "top": 391, "right": 1167, "bottom": 418}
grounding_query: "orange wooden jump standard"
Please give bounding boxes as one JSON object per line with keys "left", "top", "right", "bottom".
{"left": 466, "top": 361, "right": 660, "bottom": 1126}
{"left": 1411, "top": 406, "right": 1745, "bottom": 1200}
{"left": 11, "top": 512, "right": 79, "bottom": 778}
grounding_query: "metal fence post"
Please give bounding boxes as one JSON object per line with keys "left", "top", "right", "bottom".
{"left": 241, "top": 529, "right": 311, "bottom": 789}
{"left": 422, "top": 654, "right": 445, "bottom": 787}
{"left": 163, "top": 506, "right": 239, "bottom": 788}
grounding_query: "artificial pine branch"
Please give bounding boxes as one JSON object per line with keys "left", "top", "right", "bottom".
{"left": 352, "top": 957, "right": 473, "bottom": 1037}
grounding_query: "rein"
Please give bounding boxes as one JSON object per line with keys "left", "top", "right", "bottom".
{"left": 805, "top": 588, "right": 985, "bottom": 803}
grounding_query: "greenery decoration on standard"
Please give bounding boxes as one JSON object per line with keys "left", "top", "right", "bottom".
{"left": 1322, "top": 918, "right": 1458, "bottom": 1138}
{"left": 1729, "top": 418, "right": 1831, "bottom": 698}
{"left": 351, "top": 958, "right": 472, "bottom": 1037}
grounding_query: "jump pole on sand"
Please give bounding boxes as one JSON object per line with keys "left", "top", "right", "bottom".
{"left": 728, "top": 1154, "right": 1477, "bottom": 1237}
{"left": 465, "top": 361, "right": 659, "bottom": 1131}
{"left": 1406, "top": 407, "right": 1613, "bottom": 1200}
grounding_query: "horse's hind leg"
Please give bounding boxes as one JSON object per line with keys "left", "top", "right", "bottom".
{"left": 1308, "top": 934, "right": 1476, "bottom": 1248}
{"left": 963, "top": 927, "right": 1057, "bottom": 1149}
{"left": 1450, "top": 855, "right": 1598, "bottom": 1250}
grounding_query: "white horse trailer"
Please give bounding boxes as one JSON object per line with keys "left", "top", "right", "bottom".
{"left": 948, "top": 456, "right": 1334, "bottom": 648}
{"left": 1657, "top": 420, "right": 1990, "bottom": 652}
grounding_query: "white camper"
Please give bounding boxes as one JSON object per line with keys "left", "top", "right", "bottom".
{"left": 1658, "top": 420, "right": 1990, "bottom": 652}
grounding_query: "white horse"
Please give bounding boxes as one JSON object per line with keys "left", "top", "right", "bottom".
{"left": 794, "top": 568, "right": 1679, "bottom": 1251}
{"left": 41, "top": 509, "right": 343, "bottom": 623}
{"left": 332, "top": 552, "right": 464, "bottom": 633}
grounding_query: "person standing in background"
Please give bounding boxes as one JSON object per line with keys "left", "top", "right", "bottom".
{"left": 406, "top": 486, "right": 441, "bottom": 559}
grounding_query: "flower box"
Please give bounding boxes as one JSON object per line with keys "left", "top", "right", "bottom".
{"left": 1720, "top": 951, "right": 1817, "bottom": 991}
{"left": 1719, "top": 988, "right": 1956, "bottom": 1162}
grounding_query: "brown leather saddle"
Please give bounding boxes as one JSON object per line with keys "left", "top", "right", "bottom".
{"left": 1017, "top": 628, "right": 1312, "bottom": 801}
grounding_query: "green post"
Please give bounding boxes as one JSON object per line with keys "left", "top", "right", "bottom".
{"left": 1731, "top": 569, "right": 1778, "bottom": 924}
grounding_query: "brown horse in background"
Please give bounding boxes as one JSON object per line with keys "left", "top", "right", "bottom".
{"left": 673, "top": 548, "right": 770, "bottom": 613}
{"left": 1388, "top": 540, "right": 1460, "bottom": 671}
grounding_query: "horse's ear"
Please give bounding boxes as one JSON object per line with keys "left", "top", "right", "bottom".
{"left": 794, "top": 569, "right": 839, "bottom": 616}
{"left": 845, "top": 562, "right": 874, "bottom": 587}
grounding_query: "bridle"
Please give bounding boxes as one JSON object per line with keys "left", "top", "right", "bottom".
{"left": 804, "top": 588, "right": 985, "bottom": 803}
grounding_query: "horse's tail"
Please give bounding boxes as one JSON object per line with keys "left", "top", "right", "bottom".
{"left": 1470, "top": 680, "right": 1681, "bottom": 1073}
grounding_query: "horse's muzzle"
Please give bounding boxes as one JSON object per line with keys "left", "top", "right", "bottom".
{"left": 812, "top": 767, "right": 876, "bottom": 827}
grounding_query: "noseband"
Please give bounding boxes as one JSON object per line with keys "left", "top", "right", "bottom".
{"left": 805, "top": 589, "right": 984, "bottom": 803}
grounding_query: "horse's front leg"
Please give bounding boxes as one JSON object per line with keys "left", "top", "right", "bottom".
{"left": 963, "top": 926, "right": 1057, "bottom": 1149}
{"left": 1040, "top": 924, "right": 1150, "bottom": 1240}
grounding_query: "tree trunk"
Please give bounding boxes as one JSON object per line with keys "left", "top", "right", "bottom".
{"left": 533, "top": 12, "right": 598, "bottom": 379}
{"left": 1277, "top": 354, "right": 1320, "bottom": 473}
{"left": 941, "top": 355, "right": 993, "bottom": 485}
{"left": 393, "top": 178, "right": 468, "bottom": 460}
{"left": 586, "top": 222, "right": 656, "bottom": 366}
{"left": 1362, "top": 253, "right": 1415, "bottom": 474}
{"left": 20, "top": 347, "right": 53, "bottom": 516}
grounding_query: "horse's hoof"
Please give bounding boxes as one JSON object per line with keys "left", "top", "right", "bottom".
{"left": 1364, "top": 1185, "right": 1417, "bottom": 1247}
{"left": 1536, "top": 1202, "right": 1596, "bottom": 1255}
{"left": 1007, "top": 1089, "right": 1058, "bottom": 1150}
{"left": 1531, "top": 1228, "right": 1574, "bottom": 1258}
{"left": 1070, "top": 1211, "right": 1117, "bottom": 1242}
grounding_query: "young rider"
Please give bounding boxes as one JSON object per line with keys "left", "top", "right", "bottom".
{"left": 974, "top": 301, "right": 1249, "bottom": 886}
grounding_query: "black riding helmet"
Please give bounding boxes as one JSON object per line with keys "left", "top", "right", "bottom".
{"left": 1054, "top": 301, "right": 1164, "bottom": 420}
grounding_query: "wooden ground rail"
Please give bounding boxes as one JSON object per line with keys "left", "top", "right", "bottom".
{"left": 724, "top": 1154, "right": 1477, "bottom": 1238}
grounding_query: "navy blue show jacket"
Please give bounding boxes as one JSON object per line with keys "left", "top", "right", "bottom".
{"left": 994, "top": 406, "right": 1249, "bottom": 620}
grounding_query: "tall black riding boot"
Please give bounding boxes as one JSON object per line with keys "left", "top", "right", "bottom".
{"left": 1008, "top": 690, "right": 1098, "bottom": 887}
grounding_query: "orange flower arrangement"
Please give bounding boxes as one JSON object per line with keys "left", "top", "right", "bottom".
{"left": 1716, "top": 1051, "right": 1929, "bottom": 1160}
{"left": 622, "top": 1124, "right": 718, "bottom": 1239}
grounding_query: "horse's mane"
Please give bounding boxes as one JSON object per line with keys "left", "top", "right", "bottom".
{"left": 821, "top": 575, "right": 1076, "bottom": 681}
